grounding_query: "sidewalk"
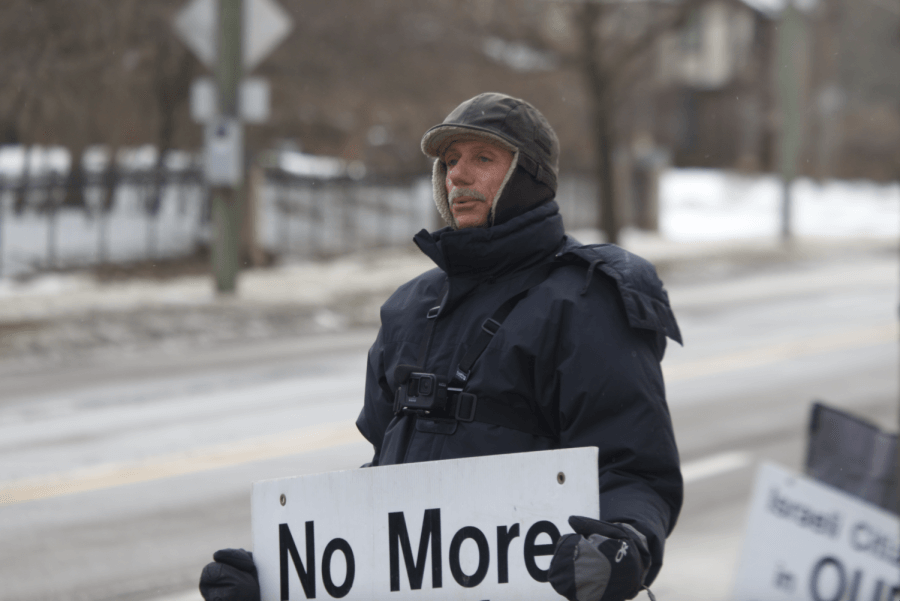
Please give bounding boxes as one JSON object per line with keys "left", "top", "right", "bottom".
{"left": 0, "top": 230, "right": 895, "bottom": 361}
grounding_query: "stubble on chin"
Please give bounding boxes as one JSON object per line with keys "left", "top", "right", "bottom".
{"left": 451, "top": 206, "right": 490, "bottom": 229}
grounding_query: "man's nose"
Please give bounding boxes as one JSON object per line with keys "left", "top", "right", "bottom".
{"left": 447, "top": 158, "right": 474, "bottom": 187}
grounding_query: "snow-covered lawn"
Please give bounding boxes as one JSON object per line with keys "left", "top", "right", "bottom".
{"left": 660, "top": 169, "right": 900, "bottom": 241}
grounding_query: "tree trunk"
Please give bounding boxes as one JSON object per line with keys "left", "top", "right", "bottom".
{"left": 579, "top": 2, "right": 620, "bottom": 245}
{"left": 152, "top": 43, "right": 194, "bottom": 217}
{"left": 63, "top": 146, "right": 86, "bottom": 208}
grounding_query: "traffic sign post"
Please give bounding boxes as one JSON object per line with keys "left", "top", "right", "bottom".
{"left": 191, "top": 77, "right": 270, "bottom": 124}
{"left": 211, "top": 0, "right": 243, "bottom": 293}
{"left": 175, "top": 0, "right": 293, "bottom": 73}
{"left": 174, "top": 0, "right": 293, "bottom": 293}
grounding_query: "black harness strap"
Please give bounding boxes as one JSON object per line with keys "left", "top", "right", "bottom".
{"left": 445, "top": 263, "right": 558, "bottom": 438}
{"left": 415, "top": 280, "right": 449, "bottom": 369}
{"left": 393, "top": 280, "right": 449, "bottom": 416}
{"left": 450, "top": 263, "right": 554, "bottom": 386}
{"left": 401, "top": 265, "right": 557, "bottom": 438}
{"left": 448, "top": 391, "right": 555, "bottom": 437}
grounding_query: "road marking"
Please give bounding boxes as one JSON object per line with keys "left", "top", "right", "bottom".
{"left": 681, "top": 451, "right": 753, "bottom": 484}
{"left": 663, "top": 322, "right": 898, "bottom": 382}
{"left": 0, "top": 421, "right": 364, "bottom": 506}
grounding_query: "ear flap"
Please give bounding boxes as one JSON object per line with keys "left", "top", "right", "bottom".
{"left": 432, "top": 159, "right": 455, "bottom": 228}
{"left": 488, "top": 149, "right": 519, "bottom": 226}
{"left": 490, "top": 163, "right": 554, "bottom": 227}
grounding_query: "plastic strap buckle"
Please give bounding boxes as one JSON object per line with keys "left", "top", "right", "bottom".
{"left": 426, "top": 306, "right": 441, "bottom": 319}
{"left": 454, "top": 392, "right": 477, "bottom": 422}
{"left": 482, "top": 318, "right": 501, "bottom": 335}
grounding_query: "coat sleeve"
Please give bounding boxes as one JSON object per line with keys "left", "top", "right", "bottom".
{"left": 355, "top": 326, "right": 396, "bottom": 467}
{"left": 546, "top": 275, "right": 683, "bottom": 585}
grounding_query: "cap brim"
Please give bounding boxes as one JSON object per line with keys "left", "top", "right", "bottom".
{"left": 421, "top": 125, "right": 518, "bottom": 159}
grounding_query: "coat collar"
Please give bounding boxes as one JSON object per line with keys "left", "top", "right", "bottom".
{"left": 413, "top": 200, "right": 565, "bottom": 280}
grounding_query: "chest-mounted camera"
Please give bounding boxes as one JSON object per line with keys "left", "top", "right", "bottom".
{"left": 394, "top": 371, "right": 448, "bottom": 414}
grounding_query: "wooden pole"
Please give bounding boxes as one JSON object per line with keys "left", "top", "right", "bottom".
{"left": 211, "top": 0, "right": 243, "bottom": 293}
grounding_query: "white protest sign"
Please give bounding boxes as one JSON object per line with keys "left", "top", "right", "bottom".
{"left": 251, "top": 448, "right": 599, "bottom": 600}
{"left": 732, "top": 462, "right": 899, "bottom": 601}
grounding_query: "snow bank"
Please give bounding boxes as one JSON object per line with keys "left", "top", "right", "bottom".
{"left": 660, "top": 169, "right": 899, "bottom": 242}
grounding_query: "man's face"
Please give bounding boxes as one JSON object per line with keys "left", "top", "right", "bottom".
{"left": 443, "top": 139, "right": 514, "bottom": 229}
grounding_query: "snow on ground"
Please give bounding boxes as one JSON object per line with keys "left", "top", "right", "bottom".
{"left": 659, "top": 169, "right": 900, "bottom": 242}
{"left": 0, "top": 248, "right": 432, "bottom": 323}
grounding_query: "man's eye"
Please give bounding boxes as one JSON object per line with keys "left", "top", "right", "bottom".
{"left": 447, "top": 159, "right": 458, "bottom": 167}
{"left": 479, "top": 156, "right": 491, "bottom": 162}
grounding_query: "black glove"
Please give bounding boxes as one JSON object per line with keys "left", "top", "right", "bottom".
{"left": 199, "top": 548, "right": 261, "bottom": 601}
{"left": 548, "top": 516, "right": 651, "bottom": 601}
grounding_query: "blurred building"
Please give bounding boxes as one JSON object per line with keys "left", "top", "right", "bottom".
{"left": 651, "top": 0, "right": 900, "bottom": 181}
{"left": 655, "top": 0, "right": 775, "bottom": 172}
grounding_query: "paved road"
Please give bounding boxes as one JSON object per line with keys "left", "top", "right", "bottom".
{"left": 0, "top": 251, "right": 896, "bottom": 601}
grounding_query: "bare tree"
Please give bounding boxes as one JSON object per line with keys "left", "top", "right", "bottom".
{"left": 474, "top": 0, "right": 713, "bottom": 243}
{"left": 573, "top": 0, "right": 714, "bottom": 244}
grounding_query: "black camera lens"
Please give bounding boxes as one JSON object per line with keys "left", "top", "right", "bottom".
{"left": 418, "top": 376, "right": 433, "bottom": 396}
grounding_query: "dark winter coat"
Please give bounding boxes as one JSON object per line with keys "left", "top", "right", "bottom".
{"left": 355, "top": 200, "right": 683, "bottom": 584}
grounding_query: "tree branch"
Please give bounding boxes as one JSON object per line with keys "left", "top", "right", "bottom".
{"left": 606, "top": 0, "right": 716, "bottom": 79}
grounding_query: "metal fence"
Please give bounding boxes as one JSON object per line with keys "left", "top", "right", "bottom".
{"left": 0, "top": 140, "right": 622, "bottom": 280}
{"left": 260, "top": 170, "right": 434, "bottom": 259}
{"left": 0, "top": 166, "right": 209, "bottom": 277}
{"left": 0, "top": 162, "right": 435, "bottom": 279}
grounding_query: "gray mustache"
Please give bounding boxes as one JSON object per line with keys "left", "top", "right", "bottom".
{"left": 449, "top": 188, "right": 487, "bottom": 203}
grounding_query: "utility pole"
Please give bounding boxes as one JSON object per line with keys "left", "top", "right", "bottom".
{"left": 174, "top": 0, "right": 292, "bottom": 294}
{"left": 776, "top": 0, "right": 807, "bottom": 244}
{"left": 211, "top": 0, "right": 243, "bottom": 293}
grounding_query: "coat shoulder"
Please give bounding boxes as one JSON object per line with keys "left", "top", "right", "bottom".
{"left": 554, "top": 240, "right": 682, "bottom": 345}
{"left": 382, "top": 267, "right": 445, "bottom": 312}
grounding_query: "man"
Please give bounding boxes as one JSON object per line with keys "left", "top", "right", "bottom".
{"left": 200, "top": 93, "right": 683, "bottom": 601}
